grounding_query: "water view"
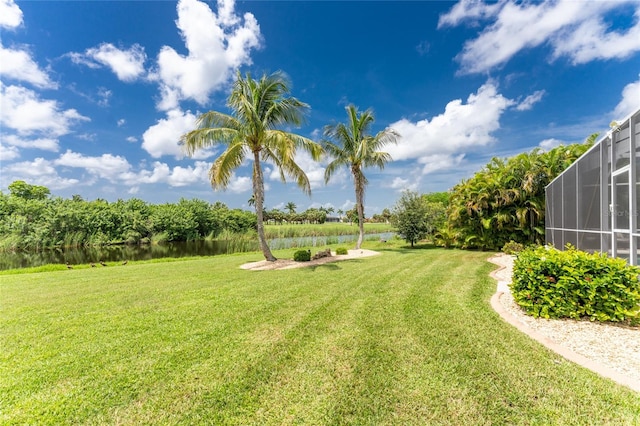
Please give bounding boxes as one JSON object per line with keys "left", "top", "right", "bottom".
{"left": 0, "top": 232, "right": 394, "bottom": 270}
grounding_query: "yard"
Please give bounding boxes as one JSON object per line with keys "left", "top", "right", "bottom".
{"left": 2, "top": 243, "right": 639, "bottom": 424}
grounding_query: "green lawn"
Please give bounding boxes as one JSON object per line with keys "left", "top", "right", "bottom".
{"left": 2, "top": 243, "right": 639, "bottom": 425}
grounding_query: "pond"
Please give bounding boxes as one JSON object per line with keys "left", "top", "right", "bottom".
{"left": 0, "top": 232, "right": 394, "bottom": 270}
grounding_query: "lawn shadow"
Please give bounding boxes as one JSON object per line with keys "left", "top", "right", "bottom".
{"left": 305, "top": 262, "right": 343, "bottom": 272}
{"left": 376, "top": 242, "right": 443, "bottom": 255}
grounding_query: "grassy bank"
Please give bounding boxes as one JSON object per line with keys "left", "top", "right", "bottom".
{"left": 2, "top": 243, "right": 639, "bottom": 424}
{"left": 264, "top": 222, "right": 393, "bottom": 239}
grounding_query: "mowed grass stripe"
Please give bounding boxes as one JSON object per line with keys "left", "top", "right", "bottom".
{"left": 1, "top": 245, "right": 639, "bottom": 425}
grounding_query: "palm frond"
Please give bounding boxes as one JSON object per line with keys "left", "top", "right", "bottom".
{"left": 363, "top": 151, "right": 393, "bottom": 169}
{"left": 209, "top": 140, "right": 247, "bottom": 189}
{"left": 181, "top": 127, "right": 238, "bottom": 156}
{"left": 265, "top": 97, "right": 309, "bottom": 128}
{"left": 196, "top": 111, "right": 240, "bottom": 130}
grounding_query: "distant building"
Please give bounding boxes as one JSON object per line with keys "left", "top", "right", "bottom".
{"left": 545, "top": 108, "right": 640, "bottom": 264}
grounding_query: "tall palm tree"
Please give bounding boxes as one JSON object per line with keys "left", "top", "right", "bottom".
{"left": 323, "top": 105, "right": 399, "bottom": 249}
{"left": 182, "top": 71, "right": 322, "bottom": 261}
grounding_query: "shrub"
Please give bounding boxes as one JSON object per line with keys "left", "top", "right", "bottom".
{"left": 511, "top": 245, "right": 640, "bottom": 324}
{"left": 293, "top": 249, "right": 311, "bottom": 262}
{"left": 336, "top": 247, "right": 348, "bottom": 255}
{"left": 502, "top": 240, "right": 525, "bottom": 255}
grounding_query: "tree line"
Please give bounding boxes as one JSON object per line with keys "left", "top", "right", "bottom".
{"left": 0, "top": 181, "right": 256, "bottom": 251}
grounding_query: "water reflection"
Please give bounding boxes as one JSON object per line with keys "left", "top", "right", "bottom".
{"left": 0, "top": 232, "right": 393, "bottom": 270}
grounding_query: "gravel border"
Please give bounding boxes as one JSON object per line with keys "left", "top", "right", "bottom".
{"left": 488, "top": 253, "right": 640, "bottom": 393}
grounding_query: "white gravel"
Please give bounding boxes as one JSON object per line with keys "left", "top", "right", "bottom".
{"left": 489, "top": 253, "right": 640, "bottom": 388}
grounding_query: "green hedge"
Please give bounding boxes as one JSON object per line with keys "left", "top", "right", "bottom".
{"left": 511, "top": 245, "right": 640, "bottom": 324}
{"left": 335, "top": 247, "right": 348, "bottom": 255}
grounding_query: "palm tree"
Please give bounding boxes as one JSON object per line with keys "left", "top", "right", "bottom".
{"left": 323, "top": 105, "right": 399, "bottom": 249}
{"left": 182, "top": 71, "right": 322, "bottom": 261}
{"left": 285, "top": 201, "right": 297, "bottom": 215}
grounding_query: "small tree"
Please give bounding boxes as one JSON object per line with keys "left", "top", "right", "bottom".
{"left": 8, "top": 180, "right": 50, "bottom": 200}
{"left": 392, "top": 190, "right": 428, "bottom": 247}
{"left": 345, "top": 207, "right": 359, "bottom": 225}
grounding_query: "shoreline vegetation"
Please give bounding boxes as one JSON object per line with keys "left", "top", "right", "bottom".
{"left": 0, "top": 181, "right": 393, "bottom": 254}
{"left": 0, "top": 224, "right": 394, "bottom": 273}
{"left": 2, "top": 242, "right": 639, "bottom": 424}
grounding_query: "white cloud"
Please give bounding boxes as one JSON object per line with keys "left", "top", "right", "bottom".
{"left": 613, "top": 76, "right": 640, "bottom": 120}
{"left": 0, "top": 144, "right": 20, "bottom": 161}
{"left": 3, "top": 134, "right": 59, "bottom": 151}
{"left": 441, "top": 0, "right": 640, "bottom": 74}
{"left": 126, "top": 161, "right": 170, "bottom": 185}
{"left": 419, "top": 153, "right": 466, "bottom": 175}
{"left": 123, "top": 160, "right": 209, "bottom": 187}
{"left": 516, "top": 90, "right": 545, "bottom": 111}
{"left": 168, "top": 161, "right": 210, "bottom": 187}
{"left": 70, "top": 43, "right": 147, "bottom": 82}
{"left": 388, "top": 82, "right": 513, "bottom": 174}
{"left": 227, "top": 173, "right": 252, "bottom": 193}
{"left": 0, "top": 45, "right": 57, "bottom": 88}
{"left": 142, "top": 109, "right": 198, "bottom": 158}
{"left": 388, "top": 176, "right": 420, "bottom": 192}
{"left": 0, "top": 83, "right": 89, "bottom": 136}
{"left": 55, "top": 150, "right": 132, "bottom": 181}
{"left": 126, "top": 136, "right": 138, "bottom": 143}
{"left": 438, "top": 0, "right": 503, "bottom": 28}
{"left": 552, "top": 8, "right": 640, "bottom": 64}
{"left": 539, "top": 138, "right": 565, "bottom": 151}
{"left": 117, "top": 119, "right": 126, "bottom": 127}
{"left": 0, "top": 0, "right": 22, "bottom": 29}
{"left": 151, "top": 0, "right": 261, "bottom": 110}
{"left": 3, "top": 157, "right": 80, "bottom": 189}
{"left": 3, "top": 150, "right": 221, "bottom": 191}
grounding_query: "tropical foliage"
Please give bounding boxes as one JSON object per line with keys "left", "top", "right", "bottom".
{"left": 181, "top": 71, "right": 322, "bottom": 261}
{"left": 323, "top": 105, "right": 399, "bottom": 249}
{"left": 445, "top": 143, "right": 591, "bottom": 250}
{"left": 0, "top": 182, "right": 256, "bottom": 250}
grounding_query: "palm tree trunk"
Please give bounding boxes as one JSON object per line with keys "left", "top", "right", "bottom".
{"left": 354, "top": 169, "right": 365, "bottom": 250}
{"left": 253, "top": 152, "right": 276, "bottom": 261}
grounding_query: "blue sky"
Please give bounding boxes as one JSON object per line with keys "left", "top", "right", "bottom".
{"left": 1, "top": 0, "right": 639, "bottom": 215}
